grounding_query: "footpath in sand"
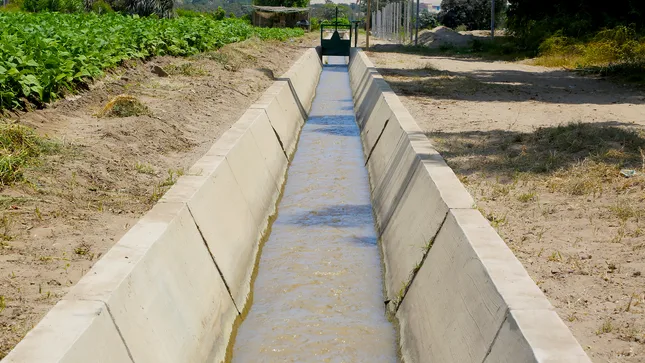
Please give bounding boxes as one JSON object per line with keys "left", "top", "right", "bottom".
{"left": 0, "top": 35, "right": 316, "bottom": 358}
{"left": 366, "top": 48, "right": 645, "bottom": 363}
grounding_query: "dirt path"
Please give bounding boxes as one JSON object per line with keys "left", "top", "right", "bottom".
{"left": 0, "top": 34, "right": 317, "bottom": 358}
{"left": 366, "top": 47, "right": 645, "bottom": 363}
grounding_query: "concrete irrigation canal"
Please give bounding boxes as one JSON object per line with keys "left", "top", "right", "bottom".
{"left": 4, "top": 46, "right": 592, "bottom": 363}
{"left": 231, "top": 57, "right": 396, "bottom": 362}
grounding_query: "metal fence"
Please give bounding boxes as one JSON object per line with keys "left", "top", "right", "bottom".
{"left": 371, "top": 0, "right": 415, "bottom": 44}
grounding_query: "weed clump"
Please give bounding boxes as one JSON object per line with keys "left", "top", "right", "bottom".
{"left": 98, "top": 94, "right": 149, "bottom": 118}
{"left": 0, "top": 123, "right": 55, "bottom": 185}
{"left": 165, "top": 63, "right": 207, "bottom": 76}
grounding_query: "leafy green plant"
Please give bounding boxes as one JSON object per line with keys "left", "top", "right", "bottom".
{"left": 0, "top": 13, "right": 304, "bottom": 110}
{"left": 321, "top": 17, "right": 350, "bottom": 26}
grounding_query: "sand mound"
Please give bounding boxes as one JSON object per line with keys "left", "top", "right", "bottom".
{"left": 418, "top": 26, "right": 475, "bottom": 48}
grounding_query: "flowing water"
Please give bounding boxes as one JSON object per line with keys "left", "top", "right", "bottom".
{"left": 230, "top": 56, "right": 397, "bottom": 362}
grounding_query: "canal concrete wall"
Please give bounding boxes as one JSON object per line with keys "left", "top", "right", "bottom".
{"left": 348, "top": 48, "right": 591, "bottom": 363}
{"left": 3, "top": 48, "right": 322, "bottom": 363}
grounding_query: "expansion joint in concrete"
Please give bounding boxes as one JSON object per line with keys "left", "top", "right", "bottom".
{"left": 261, "top": 109, "right": 289, "bottom": 161}
{"left": 101, "top": 300, "right": 137, "bottom": 363}
{"left": 277, "top": 77, "right": 309, "bottom": 122}
{"left": 480, "top": 307, "right": 509, "bottom": 363}
{"left": 187, "top": 205, "right": 241, "bottom": 315}
{"left": 364, "top": 118, "right": 390, "bottom": 167}
{"left": 394, "top": 210, "right": 449, "bottom": 313}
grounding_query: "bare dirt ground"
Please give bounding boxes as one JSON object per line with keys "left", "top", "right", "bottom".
{"left": 0, "top": 34, "right": 317, "bottom": 358}
{"left": 366, "top": 47, "right": 645, "bottom": 362}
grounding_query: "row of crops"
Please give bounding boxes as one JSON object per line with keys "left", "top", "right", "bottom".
{"left": 0, "top": 12, "right": 304, "bottom": 110}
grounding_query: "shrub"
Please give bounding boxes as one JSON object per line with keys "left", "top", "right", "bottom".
{"left": 321, "top": 17, "right": 349, "bottom": 25}
{"left": 213, "top": 6, "right": 225, "bottom": 20}
{"left": 310, "top": 16, "right": 320, "bottom": 30}
{"left": 21, "top": 0, "right": 82, "bottom": 12}
{"left": 535, "top": 26, "right": 645, "bottom": 69}
{"left": 418, "top": 9, "right": 437, "bottom": 29}
{"left": 90, "top": 0, "right": 112, "bottom": 13}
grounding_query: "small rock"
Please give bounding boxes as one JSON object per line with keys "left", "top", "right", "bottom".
{"left": 633, "top": 271, "right": 641, "bottom": 277}
{"left": 581, "top": 254, "right": 592, "bottom": 260}
{"left": 151, "top": 65, "right": 169, "bottom": 77}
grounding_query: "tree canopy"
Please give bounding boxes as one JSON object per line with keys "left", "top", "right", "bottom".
{"left": 507, "top": 0, "right": 645, "bottom": 43}
{"left": 438, "top": 0, "right": 506, "bottom": 30}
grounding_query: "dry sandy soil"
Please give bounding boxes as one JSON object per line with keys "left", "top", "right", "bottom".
{"left": 366, "top": 47, "right": 645, "bottom": 362}
{"left": 0, "top": 34, "right": 317, "bottom": 358}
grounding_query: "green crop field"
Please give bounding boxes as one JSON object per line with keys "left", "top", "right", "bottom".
{"left": 0, "top": 12, "right": 304, "bottom": 110}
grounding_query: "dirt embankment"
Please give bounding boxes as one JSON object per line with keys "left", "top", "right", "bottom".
{"left": 366, "top": 49, "right": 645, "bottom": 363}
{"left": 0, "top": 34, "right": 316, "bottom": 358}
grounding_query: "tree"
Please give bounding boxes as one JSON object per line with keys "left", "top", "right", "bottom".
{"left": 507, "top": 0, "right": 645, "bottom": 45}
{"left": 311, "top": 2, "right": 350, "bottom": 21}
{"left": 438, "top": 0, "right": 506, "bottom": 30}
{"left": 418, "top": 9, "right": 437, "bottom": 29}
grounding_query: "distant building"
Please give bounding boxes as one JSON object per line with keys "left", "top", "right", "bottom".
{"left": 252, "top": 6, "right": 310, "bottom": 28}
{"left": 422, "top": 0, "right": 441, "bottom": 13}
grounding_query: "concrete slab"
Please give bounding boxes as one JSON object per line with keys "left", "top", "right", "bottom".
{"left": 485, "top": 310, "right": 592, "bottom": 363}
{"left": 397, "top": 209, "right": 555, "bottom": 363}
{"left": 187, "top": 161, "right": 258, "bottom": 308}
{"left": 250, "top": 81, "right": 303, "bottom": 157}
{"left": 364, "top": 113, "right": 406, "bottom": 197}
{"left": 285, "top": 49, "right": 321, "bottom": 112}
{"left": 225, "top": 115, "right": 281, "bottom": 234}
{"left": 249, "top": 110, "right": 289, "bottom": 192}
{"left": 361, "top": 105, "right": 473, "bottom": 305}
{"left": 2, "top": 300, "right": 131, "bottom": 363}
{"left": 356, "top": 94, "right": 391, "bottom": 152}
{"left": 378, "top": 155, "right": 450, "bottom": 303}
{"left": 64, "top": 202, "right": 237, "bottom": 363}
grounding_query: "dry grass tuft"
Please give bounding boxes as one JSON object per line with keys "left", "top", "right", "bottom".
{"left": 434, "top": 122, "right": 645, "bottom": 197}
{"left": 97, "top": 94, "right": 150, "bottom": 118}
{"left": 198, "top": 38, "right": 260, "bottom": 72}
{"left": 164, "top": 62, "right": 207, "bottom": 76}
{"left": 0, "top": 123, "right": 56, "bottom": 185}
